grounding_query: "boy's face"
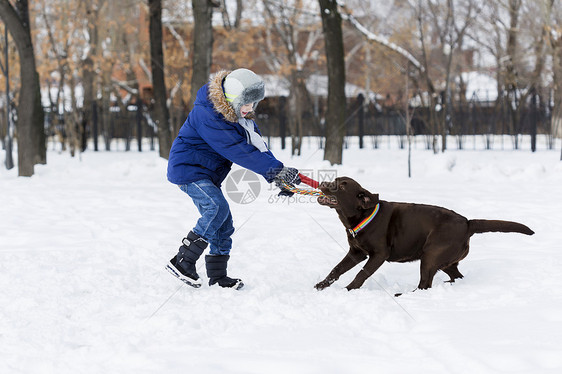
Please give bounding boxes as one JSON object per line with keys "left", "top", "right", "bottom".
{"left": 240, "top": 103, "right": 254, "bottom": 118}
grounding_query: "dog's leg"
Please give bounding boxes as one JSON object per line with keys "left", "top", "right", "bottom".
{"left": 345, "top": 254, "right": 387, "bottom": 291}
{"left": 417, "top": 251, "right": 442, "bottom": 290}
{"left": 418, "top": 263, "right": 438, "bottom": 290}
{"left": 441, "top": 263, "right": 464, "bottom": 283}
{"left": 315, "top": 249, "right": 367, "bottom": 290}
{"left": 417, "top": 230, "right": 466, "bottom": 290}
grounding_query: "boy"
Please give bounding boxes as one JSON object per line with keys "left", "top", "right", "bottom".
{"left": 166, "top": 68, "right": 300, "bottom": 290}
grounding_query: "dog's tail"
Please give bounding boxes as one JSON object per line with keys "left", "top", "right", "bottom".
{"left": 468, "top": 219, "right": 534, "bottom": 236}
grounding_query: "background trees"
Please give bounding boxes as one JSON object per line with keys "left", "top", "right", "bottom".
{"left": 262, "top": 0, "right": 323, "bottom": 156}
{"left": 1, "top": 0, "right": 560, "bottom": 175}
{"left": 0, "top": 0, "right": 45, "bottom": 176}
{"left": 411, "top": 0, "right": 482, "bottom": 153}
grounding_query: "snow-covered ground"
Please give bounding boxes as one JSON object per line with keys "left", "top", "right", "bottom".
{"left": 1, "top": 136, "right": 561, "bottom": 373}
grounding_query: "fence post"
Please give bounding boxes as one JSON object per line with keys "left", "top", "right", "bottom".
{"left": 357, "top": 93, "right": 364, "bottom": 149}
{"left": 531, "top": 88, "right": 537, "bottom": 152}
{"left": 136, "top": 98, "right": 143, "bottom": 152}
{"left": 124, "top": 109, "right": 131, "bottom": 152}
{"left": 279, "top": 96, "right": 287, "bottom": 150}
{"left": 92, "top": 101, "right": 99, "bottom": 151}
{"left": 470, "top": 93, "right": 477, "bottom": 150}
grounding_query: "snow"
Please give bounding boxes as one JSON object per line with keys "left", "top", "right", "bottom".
{"left": 41, "top": 84, "right": 84, "bottom": 111}
{"left": 263, "top": 74, "right": 381, "bottom": 99}
{"left": 462, "top": 71, "right": 498, "bottom": 102}
{"left": 1, "top": 136, "right": 561, "bottom": 373}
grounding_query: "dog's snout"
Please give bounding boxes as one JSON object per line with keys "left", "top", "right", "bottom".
{"left": 320, "top": 181, "right": 337, "bottom": 192}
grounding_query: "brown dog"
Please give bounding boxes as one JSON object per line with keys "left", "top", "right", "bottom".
{"left": 315, "top": 177, "right": 534, "bottom": 292}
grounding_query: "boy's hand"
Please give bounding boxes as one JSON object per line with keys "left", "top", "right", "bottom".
{"left": 274, "top": 167, "right": 301, "bottom": 186}
{"left": 277, "top": 188, "right": 295, "bottom": 197}
{"left": 274, "top": 167, "right": 301, "bottom": 196}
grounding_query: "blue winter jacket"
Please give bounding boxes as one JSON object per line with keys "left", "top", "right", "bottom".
{"left": 167, "top": 71, "right": 283, "bottom": 187}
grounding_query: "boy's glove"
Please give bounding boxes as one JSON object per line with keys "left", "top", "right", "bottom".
{"left": 277, "top": 188, "right": 295, "bottom": 197}
{"left": 274, "top": 167, "right": 301, "bottom": 197}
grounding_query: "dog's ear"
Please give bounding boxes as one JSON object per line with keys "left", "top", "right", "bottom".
{"left": 358, "top": 190, "right": 379, "bottom": 210}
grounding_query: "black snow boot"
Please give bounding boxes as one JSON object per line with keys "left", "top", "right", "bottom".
{"left": 166, "top": 231, "right": 208, "bottom": 288}
{"left": 205, "top": 255, "right": 244, "bottom": 290}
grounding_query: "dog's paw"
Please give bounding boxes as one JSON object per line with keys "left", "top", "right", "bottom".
{"left": 345, "top": 282, "right": 362, "bottom": 291}
{"left": 314, "top": 280, "right": 331, "bottom": 290}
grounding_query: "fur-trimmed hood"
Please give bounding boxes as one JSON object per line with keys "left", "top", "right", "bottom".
{"left": 208, "top": 70, "right": 235, "bottom": 122}
{"left": 207, "top": 70, "right": 257, "bottom": 123}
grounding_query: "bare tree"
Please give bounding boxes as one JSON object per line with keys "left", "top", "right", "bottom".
{"left": 262, "top": 0, "right": 322, "bottom": 156}
{"left": 190, "top": 0, "right": 218, "bottom": 109}
{"left": 339, "top": 2, "right": 424, "bottom": 73}
{"left": 465, "top": 1, "right": 505, "bottom": 102}
{"left": 409, "top": 0, "right": 481, "bottom": 152}
{"left": 149, "top": 0, "right": 172, "bottom": 159}
{"left": 319, "top": 0, "right": 346, "bottom": 165}
{"left": 1, "top": 26, "right": 14, "bottom": 169}
{"left": 218, "top": 0, "right": 243, "bottom": 29}
{"left": 39, "top": 0, "right": 84, "bottom": 156}
{"left": 491, "top": 0, "right": 545, "bottom": 150}
{"left": 0, "top": 0, "right": 45, "bottom": 176}
{"left": 547, "top": 1, "right": 562, "bottom": 156}
{"left": 501, "top": 0, "right": 523, "bottom": 148}
{"left": 81, "top": 0, "right": 104, "bottom": 151}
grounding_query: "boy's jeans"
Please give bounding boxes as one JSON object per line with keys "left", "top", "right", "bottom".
{"left": 180, "top": 180, "right": 234, "bottom": 255}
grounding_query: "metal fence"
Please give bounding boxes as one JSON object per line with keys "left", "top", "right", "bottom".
{"left": 39, "top": 93, "right": 558, "bottom": 152}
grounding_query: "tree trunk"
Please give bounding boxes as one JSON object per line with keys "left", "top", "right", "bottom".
{"left": 441, "top": 50, "right": 455, "bottom": 153}
{"left": 415, "top": 0, "right": 438, "bottom": 153}
{"left": 505, "top": 0, "right": 521, "bottom": 148}
{"left": 0, "top": 0, "right": 45, "bottom": 176}
{"left": 552, "top": 37, "right": 562, "bottom": 144}
{"left": 190, "top": 0, "right": 215, "bottom": 109}
{"left": 18, "top": 0, "right": 45, "bottom": 166}
{"left": 288, "top": 70, "right": 307, "bottom": 156}
{"left": 82, "top": 3, "right": 99, "bottom": 152}
{"left": 319, "top": 0, "right": 346, "bottom": 165}
{"left": 548, "top": 3, "right": 561, "bottom": 150}
{"left": 82, "top": 56, "right": 95, "bottom": 150}
{"left": 32, "top": 70, "right": 45, "bottom": 164}
{"left": 101, "top": 61, "right": 112, "bottom": 151}
{"left": 279, "top": 96, "right": 287, "bottom": 150}
{"left": 405, "top": 64, "right": 412, "bottom": 178}
{"left": 68, "top": 73, "right": 82, "bottom": 157}
{"left": 149, "top": 0, "right": 172, "bottom": 159}
{"left": 2, "top": 26, "right": 14, "bottom": 170}
{"left": 234, "top": 0, "right": 243, "bottom": 28}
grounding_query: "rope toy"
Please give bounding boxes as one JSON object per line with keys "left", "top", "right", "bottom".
{"left": 279, "top": 174, "right": 326, "bottom": 197}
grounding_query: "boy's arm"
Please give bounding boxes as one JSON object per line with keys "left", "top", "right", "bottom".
{"left": 196, "top": 118, "right": 283, "bottom": 182}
